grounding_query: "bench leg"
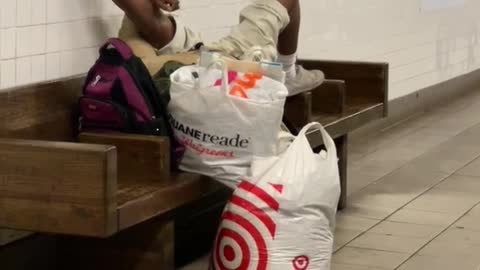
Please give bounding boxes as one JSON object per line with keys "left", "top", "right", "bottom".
{"left": 58, "top": 218, "right": 175, "bottom": 270}
{"left": 335, "top": 135, "right": 348, "bottom": 210}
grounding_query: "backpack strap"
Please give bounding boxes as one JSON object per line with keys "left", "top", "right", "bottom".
{"left": 100, "top": 38, "right": 134, "bottom": 60}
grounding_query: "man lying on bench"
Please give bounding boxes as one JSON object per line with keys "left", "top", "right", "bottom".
{"left": 112, "top": 0, "right": 324, "bottom": 96}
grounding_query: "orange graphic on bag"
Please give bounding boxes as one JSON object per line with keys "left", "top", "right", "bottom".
{"left": 229, "top": 73, "right": 263, "bottom": 99}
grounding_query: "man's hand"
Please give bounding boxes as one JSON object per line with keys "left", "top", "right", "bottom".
{"left": 113, "top": 0, "right": 176, "bottom": 49}
{"left": 154, "top": 0, "right": 180, "bottom": 11}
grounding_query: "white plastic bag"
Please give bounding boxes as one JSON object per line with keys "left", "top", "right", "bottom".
{"left": 211, "top": 122, "right": 340, "bottom": 270}
{"left": 168, "top": 60, "right": 288, "bottom": 188}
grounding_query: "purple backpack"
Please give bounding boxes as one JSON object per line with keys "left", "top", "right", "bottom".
{"left": 79, "top": 38, "right": 183, "bottom": 168}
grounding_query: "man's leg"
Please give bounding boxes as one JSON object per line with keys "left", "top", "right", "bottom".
{"left": 276, "top": 0, "right": 300, "bottom": 83}
{"left": 206, "top": 0, "right": 324, "bottom": 96}
{"left": 276, "top": 0, "right": 324, "bottom": 96}
{"left": 277, "top": 0, "right": 300, "bottom": 55}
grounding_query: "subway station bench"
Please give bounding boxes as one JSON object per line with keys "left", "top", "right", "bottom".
{"left": 0, "top": 59, "right": 388, "bottom": 269}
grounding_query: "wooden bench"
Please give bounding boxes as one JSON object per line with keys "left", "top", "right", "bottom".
{"left": 0, "top": 59, "right": 388, "bottom": 269}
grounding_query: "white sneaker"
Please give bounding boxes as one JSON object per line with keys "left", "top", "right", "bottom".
{"left": 285, "top": 65, "right": 325, "bottom": 96}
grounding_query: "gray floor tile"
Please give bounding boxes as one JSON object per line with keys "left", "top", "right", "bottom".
{"left": 341, "top": 203, "right": 397, "bottom": 220}
{"left": 404, "top": 189, "right": 479, "bottom": 214}
{"left": 347, "top": 232, "right": 429, "bottom": 254}
{"left": 369, "top": 221, "right": 444, "bottom": 240}
{"left": 454, "top": 204, "right": 480, "bottom": 231}
{"left": 387, "top": 209, "right": 462, "bottom": 226}
{"left": 336, "top": 214, "right": 380, "bottom": 231}
{"left": 404, "top": 139, "right": 480, "bottom": 174}
{"left": 397, "top": 254, "right": 480, "bottom": 270}
{"left": 347, "top": 166, "right": 390, "bottom": 195}
{"left": 332, "top": 263, "right": 389, "bottom": 270}
{"left": 358, "top": 163, "right": 448, "bottom": 199}
{"left": 457, "top": 157, "right": 480, "bottom": 177}
{"left": 333, "top": 247, "right": 410, "bottom": 269}
{"left": 434, "top": 174, "right": 480, "bottom": 193}
{"left": 417, "top": 227, "right": 480, "bottom": 257}
{"left": 421, "top": 105, "right": 480, "bottom": 135}
{"left": 334, "top": 228, "right": 364, "bottom": 252}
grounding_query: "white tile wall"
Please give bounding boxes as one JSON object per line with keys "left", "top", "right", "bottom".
{"left": 1, "top": 0, "right": 17, "bottom": 28}
{"left": 0, "top": 0, "right": 479, "bottom": 100}
{"left": 1, "top": 28, "right": 17, "bottom": 59}
{"left": 0, "top": 0, "right": 122, "bottom": 87}
{"left": 15, "top": 56, "right": 31, "bottom": 85}
{"left": 298, "top": 0, "right": 480, "bottom": 99}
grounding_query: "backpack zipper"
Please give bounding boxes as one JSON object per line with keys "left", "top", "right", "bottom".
{"left": 91, "top": 75, "right": 102, "bottom": 87}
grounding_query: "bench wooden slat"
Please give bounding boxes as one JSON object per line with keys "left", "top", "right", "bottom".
{"left": 299, "top": 59, "right": 388, "bottom": 80}
{"left": 308, "top": 103, "right": 384, "bottom": 147}
{"left": 0, "top": 139, "right": 117, "bottom": 237}
{"left": 117, "top": 174, "right": 224, "bottom": 231}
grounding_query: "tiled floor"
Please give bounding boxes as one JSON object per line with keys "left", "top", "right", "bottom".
{"left": 182, "top": 88, "right": 480, "bottom": 270}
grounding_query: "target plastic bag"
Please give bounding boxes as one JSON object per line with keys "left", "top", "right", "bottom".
{"left": 168, "top": 59, "right": 288, "bottom": 188}
{"left": 211, "top": 122, "right": 340, "bottom": 270}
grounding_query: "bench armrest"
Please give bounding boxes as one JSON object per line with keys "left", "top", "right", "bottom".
{"left": 298, "top": 59, "right": 389, "bottom": 116}
{"left": 312, "top": 79, "right": 346, "bottom": 115}
{"left": 0, "top": 138, "right": 117, "bottom": 237}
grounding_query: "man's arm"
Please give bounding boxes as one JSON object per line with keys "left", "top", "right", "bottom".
{"left": 113, "top": 0, "right": 175, "bottom": 49}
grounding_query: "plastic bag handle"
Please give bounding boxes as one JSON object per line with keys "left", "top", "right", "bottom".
{"left": 297, "top": 122, "right": 337, "bottom": 161}
{"left": 99, "top": 38, "right": 133, "bottom": 60}
{"left": 197, "top": 58, "right": 230, "bottom": 95}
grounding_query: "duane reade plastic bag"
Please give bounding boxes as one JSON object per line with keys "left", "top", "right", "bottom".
{"left": 168, "top": 60, "right": 288, "bottom": 188}
{"left": 211, "top": 122, "right": 340, "bottom": 270}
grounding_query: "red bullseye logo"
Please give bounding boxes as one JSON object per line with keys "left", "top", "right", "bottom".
{"left": 212, "top": 181, "right": 283, "bottom": 270}
{"left": 292, "top": 256, "right": 310, "bottom": 270}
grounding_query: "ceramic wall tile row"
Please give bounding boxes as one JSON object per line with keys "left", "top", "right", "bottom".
{"left": 0, "top": 0, "right": 124, "bottom": 87}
